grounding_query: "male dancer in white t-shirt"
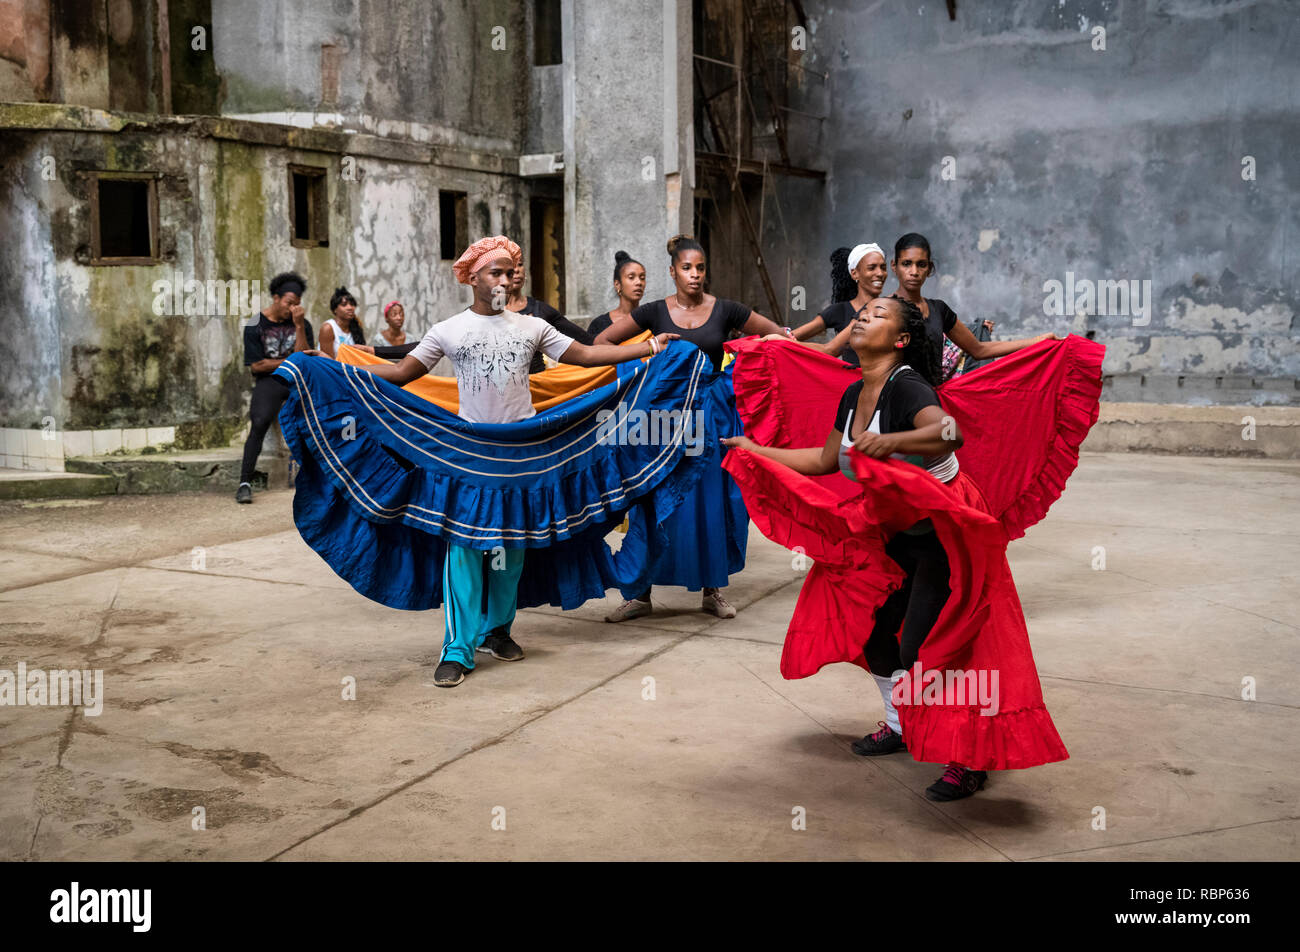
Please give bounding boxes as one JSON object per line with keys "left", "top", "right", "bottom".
{"left": 351, "top": 236, "right": 677, "bottom": 687}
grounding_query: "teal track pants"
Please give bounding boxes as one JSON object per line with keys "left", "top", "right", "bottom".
{"left": 440, "top": 543, "right": 526, "bottom": 668}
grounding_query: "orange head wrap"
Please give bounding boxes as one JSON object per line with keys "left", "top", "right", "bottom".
{"left": 452, "top": 236, "right": 522, "bottom": 285}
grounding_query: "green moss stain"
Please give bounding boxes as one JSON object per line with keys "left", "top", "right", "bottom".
{"left": 174, "top": 416, "right": 244, "bottom": 450}
{"left": 103, "top": 136, "right": 150, "bottom": 171}
{"left": 213, "top": 141, "right": 266, "bottom": 283}
{"left": 223, "top": 71, "right": 313, "bottom": 114}
{"left": 213, "top": 141, "right": 268, "bottom": 421}
{"left": 71, "top": 265, "right": 198, "bottom": 428}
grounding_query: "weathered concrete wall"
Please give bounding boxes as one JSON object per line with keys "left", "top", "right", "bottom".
{"left": 0, "top": 130, "right": 63, "bottom": 427}
{"left": 563, "top": 0, "right": 693, "bottom": 317}
{"left": 0, "top": 0, "right": 51, "bottom": 102}
{"left": 213, "top": 0, "right": 527, "bottom": 155}
{"left": 525, "top": 62, "right": 562, "bottom": 156}
{"left": 798, "top": 0, "right": 1300, "bottom": 405}
{"left": 0, "top": 106, "right": 525, "bottom": 430}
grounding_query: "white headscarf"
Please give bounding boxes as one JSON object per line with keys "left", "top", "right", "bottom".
{"left": 847, "top": 243, "right": 885, "bottom": 272}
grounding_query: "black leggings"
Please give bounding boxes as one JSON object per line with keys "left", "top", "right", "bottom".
{"left": 863, "top": 528, "right": 952, "bottom": 676}
{"left": 240, "top": 376, "right": 290, "bottom": 483}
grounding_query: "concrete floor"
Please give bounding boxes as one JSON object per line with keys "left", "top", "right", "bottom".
{"left": 0, "top": 452, "right": 1297, "bottom": 861}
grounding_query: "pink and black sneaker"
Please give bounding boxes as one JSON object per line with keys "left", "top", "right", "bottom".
{"left": 925, "top": 763, "right": 988, "bottom": 801}
{"left": 851, "top": 721, "right": 907, "bottom": 756}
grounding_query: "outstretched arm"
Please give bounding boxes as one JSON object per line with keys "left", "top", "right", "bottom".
{"left": 741, "top": 311, "right": 789, "bottom": 338}
{"left": 721, "top": 428, "right": 841, "bottom": 477}
{"left": 762, "top": 320, "right": 853, "bottom": 356}
{"left": 947, "top": 320, "right": 1058, "bottom": 361}
{"left": 351, "top": 355, "right": 429, "bottom": 387}
{"left": 792, "top": 315, "right": 827, "bottom": 341}
{"left": 593, "top": 314, "right": 643, "bottom": 346}
{"left": 560, "top": 332, "right": 679, "bottom": 367}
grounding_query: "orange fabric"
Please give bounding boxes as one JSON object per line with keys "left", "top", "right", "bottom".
{"left": 335, "top": 330, "right": 652, "bottom": 414}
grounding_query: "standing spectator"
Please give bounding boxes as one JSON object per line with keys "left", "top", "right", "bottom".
{"left": 237, "top": 272, "right": 314, "bottom": 504}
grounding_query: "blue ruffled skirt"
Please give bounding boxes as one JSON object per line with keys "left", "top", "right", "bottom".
{"left": 274, "top": 342, "right": 746, "bottom": 611}
{"left": 614, "top": 363, "right": 749, "bottom": 596}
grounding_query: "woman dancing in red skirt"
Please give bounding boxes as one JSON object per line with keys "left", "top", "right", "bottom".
{"left": 722, "top": 295, "right": 1103, "bottom": 800}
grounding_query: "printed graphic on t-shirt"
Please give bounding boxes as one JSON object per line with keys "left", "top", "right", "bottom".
{"left": 262, "top": 324, "right": 299, "bottom": 360}
{"left": 454, "top": 327, "right": 536, "bottom": 395}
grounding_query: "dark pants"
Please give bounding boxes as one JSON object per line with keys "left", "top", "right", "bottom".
{"left": 240, "top": 376, "right": 290, "bottom": 483}
{"left": 863, "top": 528, "right": 952, "bottom": 676}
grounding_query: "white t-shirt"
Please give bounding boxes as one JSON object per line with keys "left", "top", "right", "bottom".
{"left": 407, "top": 308, "right": 575, "bottom": 423}
{"left": 324, "top": 318, "right": 355, "bottom": 350}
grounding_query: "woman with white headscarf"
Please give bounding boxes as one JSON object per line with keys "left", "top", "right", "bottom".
{"left": 792, "top": 243, "right": 888, "bottom": 367}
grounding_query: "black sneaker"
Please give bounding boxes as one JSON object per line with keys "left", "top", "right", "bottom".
{"left": 477, "top": 628, "right": 524, "bottom": 662}
{"left": 433, "top": 660, "right": 467, "bottom": 687}
{"left": 925, "top": 764, "right": 988, "bottom": 801}
{"left": 235, "top": 483, "right": 252, "bottom": 504}
{"left": 851, "top": 721, "right": 907, "bottom": 756}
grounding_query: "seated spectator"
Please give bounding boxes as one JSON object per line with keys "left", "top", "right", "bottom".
{"left": 379, "top": 300, "right": 408, "bottom": 347}
{"left": 319, "top": 286, "right": 367, "bottom": 358}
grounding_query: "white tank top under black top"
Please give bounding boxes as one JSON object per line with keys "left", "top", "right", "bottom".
{"left": 835, "top": 364, "right": 959, "bottom": 484}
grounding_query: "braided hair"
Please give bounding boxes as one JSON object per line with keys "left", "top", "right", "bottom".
{"left": 828, "top": 246, "right": 855, "bottom": 303}
{"left": 888, "top": 295, "right": 940, "bottom": 387}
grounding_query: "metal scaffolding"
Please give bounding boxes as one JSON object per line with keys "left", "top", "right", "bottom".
{"left": 692, "top": 0, "right": 826, "bottom": 323}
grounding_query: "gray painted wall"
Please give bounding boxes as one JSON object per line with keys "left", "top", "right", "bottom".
{"left": 214, "top": 0, "right": 527, "bottom": 154}
{"left": 563, "top": 0, "right": 693, "bottom": 317}
{"left": 795, "top": 0, "right": 1299, "bottom": 405}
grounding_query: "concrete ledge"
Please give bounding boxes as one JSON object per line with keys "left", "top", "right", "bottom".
{"left": 0, "top": 471, "right": 117, "bottom": 500}
{"left": 64, "top": 449, "right": 292, "bottom": 495}
{"left": 0, "top": 103, "right": 518, "bottom": 175}
{"left": 1082, "top": 402, "right": 1300, "bottom": 458}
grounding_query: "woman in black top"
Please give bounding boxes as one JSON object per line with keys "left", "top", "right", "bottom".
{"left": 891, "top": 233, "right": 1054, "bottom": 363}
{"left": 594, "top": 235, "right": 788, "bottom": 371}
{"left": 793, "top": 243, "right": 889, "bottom": 367}
{"left": 596, "top": 234, "right": 790, "bottom": 621}
{"left": 506, "top": 261, "right": 595, "bottom": 372}
{"left": 587, "top": 250, "right": 646, "bottom": 340}
{"left": 722, "top": 295, "right": 990, "bottom": 802}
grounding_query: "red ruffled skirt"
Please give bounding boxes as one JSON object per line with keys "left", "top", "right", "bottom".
{"left": 721, "top": 336, "right": 1105, "bottom": 770}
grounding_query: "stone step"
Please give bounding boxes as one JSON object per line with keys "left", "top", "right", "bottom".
{"left": 61, "top": 448, "right": 294, "bottom": 495}
{"left": 0, "top": 470, "right": 118, "bottom": 501}
{"left": 1081, "top": 402, "right": 1299, "bottom": 458}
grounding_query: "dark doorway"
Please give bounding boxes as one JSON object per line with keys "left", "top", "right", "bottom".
{"left": 529, "top": 198, "right": 564, "bottom": 312}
